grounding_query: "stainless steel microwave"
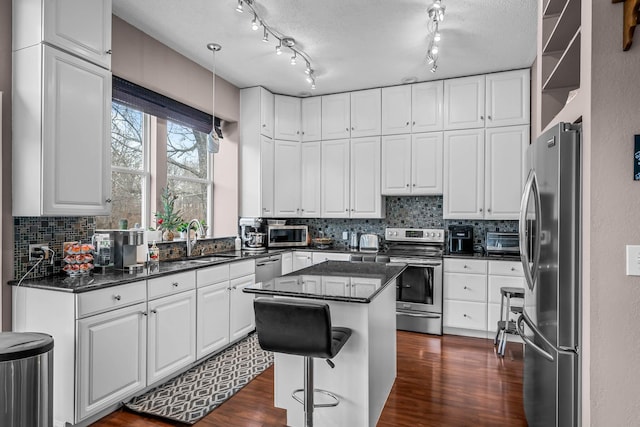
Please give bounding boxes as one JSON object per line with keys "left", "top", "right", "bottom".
{"left": 267, "top": 225, "right": 308, "bottom": 248}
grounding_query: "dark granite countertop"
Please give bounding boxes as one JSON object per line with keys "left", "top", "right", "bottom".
{"left": 243, "top": 260, "right": 406, "bottom": 303}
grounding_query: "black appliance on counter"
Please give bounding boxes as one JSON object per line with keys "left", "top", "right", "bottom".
{"left": 447, "top": 225, "right": 474, "bottom": 255}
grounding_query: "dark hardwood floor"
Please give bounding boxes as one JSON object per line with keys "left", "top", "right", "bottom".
{"left": 91, "top": 332, "right": 526, "bottom": 427}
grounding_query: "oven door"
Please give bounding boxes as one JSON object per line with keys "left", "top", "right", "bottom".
{"left": 392, "top": 259, "right": 443, "bottom": 335}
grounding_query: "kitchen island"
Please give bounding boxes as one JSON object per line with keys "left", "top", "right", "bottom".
{"left": 244, "top": 260, "right": 405, "bottom": 427}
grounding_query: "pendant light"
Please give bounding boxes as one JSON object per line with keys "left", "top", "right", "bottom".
{"left": 206, "top": 43, "right": 221, "bottom": 153}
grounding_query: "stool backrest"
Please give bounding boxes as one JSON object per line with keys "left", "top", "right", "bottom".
{"left": 254, "top": 298, "right": 333, "bottom": 358}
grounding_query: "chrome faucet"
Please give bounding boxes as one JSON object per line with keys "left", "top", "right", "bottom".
{"left": 185, "top": 219, "right": 205, "bottom": 257}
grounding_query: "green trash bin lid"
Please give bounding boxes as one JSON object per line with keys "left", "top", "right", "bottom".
{"left": 0, "top": 332, "right": 53, "bottom": 362}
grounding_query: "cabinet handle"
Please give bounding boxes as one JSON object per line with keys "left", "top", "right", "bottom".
{"left": 297, "top": 131, "right": 300, "bottom": 134}
{"left": 262, "top": 124, "right": 266, "bottom": 128}
{"left": 412, "top": 121, "right": 416, "bottom": 125}
{"left": 105, "top": 198, "right": 112, "bottom": 203}
{"left": 488, "top": 115, "right": 492, "bottom": 120}
{"left": 301, "top": 208, "right": 304, "bottom": 212}
{"left": 302, "top": 131, "right": 305, "bottom": 135}
{"left": 480, "top": 115, "right": 484, "bottom": 120}
{"left": 406, "top": 121, "right": 410, "bottom": 126}
{"left": 113, "top": 294, "right": 121, "bottom": 301}
{"left": 172, "top": 282, "right": 179, "bottom": 287}
{"left": 463, "top": 314, "right": 468, "bottom": 318}
{"left": 140, "top": 311, "right": 147, "bottom": 316}
{"left": 351, "top": 127, "right": 354, "bottom": 131}
{"left": 150, "top": 309, "right": 157, "bottom": 314}
{"left": 412, "top": 183, "right": 416, "bottom": 187}
{"left": 479, "top": 208, "right": 483, "bottom": 212}
{"left": 106, "top": 49, "right": 112, "bottom": 55}
{"left": 406, "top": 184, "right": 410, "bottom": 187}
{"left": 487, "top": 208, "right": 491, "bottom": 212}
{"left": 511, "top": 267, "right": 516, "bottom": 271}
{"left": 345, "top": 209, "right": 348, "bottom": 212}
{"left": 463, "top": 265, "right": 468, "bottom": 268}
{"left": 463, "top": 286, "right": 468, "bottom": 290}
{"left": 351, "top": 208, "right": 354, "bottom": 211}
{"left": 346, "top": 127, "right": 349, "bottom": 131}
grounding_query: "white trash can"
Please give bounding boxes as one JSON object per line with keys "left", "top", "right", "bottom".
{"left": 0, "top": 332, "right": 54, "bottom": 427}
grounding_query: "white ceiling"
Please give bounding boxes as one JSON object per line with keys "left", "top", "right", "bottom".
{"left": 112, "top": 0, "right": 537, "bottom": 97}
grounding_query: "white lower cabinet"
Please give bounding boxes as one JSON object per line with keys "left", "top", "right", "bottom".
{"left": 444, "top": 258, "right": 525, "bottom": 339}
{"left": 292, "top": 251, "right": 313, "bottom": 271}
{"left": 197, "top": 282, "right": 230, "bottom": 358}
{"left": 281, "top": 251, "right": 293, "bottom": 275}
{"left": 230, "top": 273, "right": 257, "bottom": 341}
{"left": 76, "top": 302, "right": 147, "bottom": 421}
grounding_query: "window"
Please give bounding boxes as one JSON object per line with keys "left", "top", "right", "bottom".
{"left": 96, "top": 102, "right": 148, "bottom": 229}
{"left": 166, "top": 121, "right": 212, "bottom": 226}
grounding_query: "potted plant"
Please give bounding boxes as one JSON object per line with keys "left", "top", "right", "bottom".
{"left": 154, "top": 186, "right": 183, "bottom": 241}
{"left": 177, "top": 222, "right": 190, "bottom": 240}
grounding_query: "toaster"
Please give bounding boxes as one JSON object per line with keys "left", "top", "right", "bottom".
{"left": 359, "top": 234, "right": 379, "bottom": 252}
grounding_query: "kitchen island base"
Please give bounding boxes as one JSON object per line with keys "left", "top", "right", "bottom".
{"left": 272, "top": 279, "right": 396, "bottom": 427}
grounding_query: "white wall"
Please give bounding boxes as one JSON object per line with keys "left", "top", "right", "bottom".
{"left": 1, "top": 0, "right": 11, "bottom": 331}
{"left": 589, "top": 1, "right": 640, "bottom": 425}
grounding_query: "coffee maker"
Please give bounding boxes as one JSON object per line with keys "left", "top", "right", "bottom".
{"left": 448, "top": 225, "right": 474, "bottom": 255}
{"left": 95, "top": 229, "right": 145, "bottom": 272}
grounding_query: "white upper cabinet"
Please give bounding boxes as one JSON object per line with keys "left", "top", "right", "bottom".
{"left": 321, "top": 93, "right": 351, "bottom": 140}
{"left": 350, "top": 136, "right": 382, "bottom": 218}
{"left": 274, "top": 95, "right": 301, "bottom": 141}
{"left": 381, "top": 85, "right": 412, "bottom": 135}
{"left": 301, "top": 97, "right": 322, "bottom": 141}
{"left": 382, "top": 133, "right": 442, "bottom": 196}
{"left": 412, "top": 81, "right": 444, "bottom": 132}
{"left": 13, "top": 0, "right": 112, "bottom": 69}
{"left": 13, "top": 44, "right": 112, "bottom": 216}
{"left": 444, "top": 75, "right": 486, "bottom": 130}
{"left": 485, "top": 69, "right": 530, "bottom": 127}
{"left": 300, "top": 141, "right": 322, "bottom": 217}
{"left": 273, "top": 140, "right": 302, "bottom": 217}
{"left": 484, "top": 125, "right": 528, "bottom": 219}
{"left": 321, "top": 139, "right": 351, "bottom": 217}
{"left": 260, "top": 136, "right": 275, "bottom": 217}
{"left": 443, "top": 129, "right": 485, "bottom": 219}
{"left": 350, "top": 88, "right": 381, "bottom": 138}
{"left": 260, "top": 88, "right": 275, "bottom": 138}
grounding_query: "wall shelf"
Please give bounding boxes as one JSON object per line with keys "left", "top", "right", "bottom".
{"left": 543, "top": 0, "right": 581, "bottom": 54}
{"left": 543, "top": 29, "right": 581, "bottom": 90}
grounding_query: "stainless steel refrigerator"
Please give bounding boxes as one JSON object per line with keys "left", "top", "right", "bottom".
{"left": 517, "top": 122, "right": 581, "bottom": 427}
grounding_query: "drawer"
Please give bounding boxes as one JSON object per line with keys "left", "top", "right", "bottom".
{"left": 77, "top": 281, "right": 146, "bottom": 318}
{"left": 196, "top": 264, "right": 230, "bottom": 288}
{"left": 230, "top": 260, "right": 255, "bottom": 279}
{"left": 487, "top": 276, "right": 525, "bottom": 304}
{"left": 444, "top": 258, "right": 487, "bottom": 274}
{"left": 443, "top": 300, "right": 487, "bottom": 330}
{"left": 312, "top": 252, "right": 351, "bottom": 264}
{"left": 148, "top": 271, "right": 196, "bottom": 300}
{"left": 488, "top": 261, "right": 524, "bottom": 277}
{"left": 444, "top": 273, "right": 487, "bottom": 302}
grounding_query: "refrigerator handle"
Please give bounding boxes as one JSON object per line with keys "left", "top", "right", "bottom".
{"left": 516, "top": 313, "right": 554, "bottom": 362}
{"left": 519, "top": 170, "right": 541, "bottom": 292}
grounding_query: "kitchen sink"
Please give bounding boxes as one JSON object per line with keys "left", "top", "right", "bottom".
{"left": 188, "top": 256, "right": 231, "bottom": 264}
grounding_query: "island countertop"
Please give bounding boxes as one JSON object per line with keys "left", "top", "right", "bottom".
{"left": 243, "top": 260, "right": 406, "bottom": 303}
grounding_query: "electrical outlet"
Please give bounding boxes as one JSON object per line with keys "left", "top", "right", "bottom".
{"left": 28, "top": 243, "right": 48, "bottom": 261}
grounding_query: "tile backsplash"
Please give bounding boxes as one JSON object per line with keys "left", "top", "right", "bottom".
{"left": 12, "top": 196, "right": 517, "bottom": 280}
{"left": 286, "top": 196, "right": 518, "bottom": 250}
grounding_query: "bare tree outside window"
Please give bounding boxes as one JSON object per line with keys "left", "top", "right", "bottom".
{"left": 167, "top": 121, "right": 211, "bottom": 229}
{"left": 96, "top": 102, "right": 145, "bottom": 229}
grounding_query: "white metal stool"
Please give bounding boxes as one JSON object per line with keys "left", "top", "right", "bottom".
{"left": 494, "top": 286, "right": 524, "bottom": 357}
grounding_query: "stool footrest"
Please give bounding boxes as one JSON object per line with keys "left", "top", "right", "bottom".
{"left": 292, "top": 388, "right": 340, "bottom": 408}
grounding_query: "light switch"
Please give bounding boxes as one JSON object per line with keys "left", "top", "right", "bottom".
{"left": 625, "top": 245, "right": 640, "bottom": 275}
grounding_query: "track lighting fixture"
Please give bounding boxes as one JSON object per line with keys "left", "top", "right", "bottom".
{"left": 426, "top": 0, "right": 445, "bottom": 72}
{"left": 234, "top": 0, "right": 317, "bottom": 89}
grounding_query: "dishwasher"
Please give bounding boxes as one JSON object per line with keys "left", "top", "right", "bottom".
{"left": 255, "top": 254, "right": 282, "bottom": 285}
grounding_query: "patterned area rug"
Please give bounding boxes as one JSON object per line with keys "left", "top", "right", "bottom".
{"left": 125, "top": 333, "right": 273, "bottom": 424}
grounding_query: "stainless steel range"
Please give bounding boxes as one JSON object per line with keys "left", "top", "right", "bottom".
{"left": 385, "top": 227, "right": 444, "bottom": 335}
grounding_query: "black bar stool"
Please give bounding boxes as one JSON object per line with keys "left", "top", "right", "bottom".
{"left": 254, "top": 298, "right": 352, "bottom": 427}
{"left": 494, "top": 286, "right": 525, "bottom": 357}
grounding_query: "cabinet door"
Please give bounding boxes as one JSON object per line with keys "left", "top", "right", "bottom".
{"left": 260, "top": 136, "right": 275, "bottom": 217}
{"left": 443, "top": 300, "right": 487, "bottom": 331}
{"left": 281, "top": 252, "right": 293, "bottom": 275}
{"left": 274, "top": 95, "right": 301, "bottom": 141}
{"left": 230, "top": 274, "right": 257, "bottom": 341}
{"left": 411, "top": 132, "right": 443, "bottom": 195}
{"left": 147, "top": 291, "right": 196, "bottom": 385}
{"left": 260, "top": 88, "right": 274, "bottom": 138}
{"left": 301, "top": 97, "right": 322, "bottom": 141}
{"left": 292, "top": 251, "right": 313, "bottom": 271}
{"left": 350, "top": 136, "right": 382, "bottom": 218}
{"left": 196, "top": 282, "right": 230, "bottom": 359}
{"left": 350, "top": 88, "right": 381, "bottom": 137}
{"left": 484, "top": 125, "right": 528, "bottom": 219}
{"left": 321, "top": 139, "right": 350, "bottom": 217}
{"left": 43, "top": 0, "right": 112, "bottom": 69}
{"left": 300, "top": 141, "right": 322, "bottom": 217}
{"left": 77, "top": 302, "right": 146, "bottom": 421}
{"left": 443, "top": 75, "right": 485, "bottom": 130}
{"left": 443, "top": 129, "right": 485, "bottom": 219}
{"left": 412, "top": 81, "right": 444, "bottom": 132}
{"left": 274, "top": 140, "right": 301, "bottom": 217}
{"left": 321, "top": 93, "right": 350, "bottom": 140}
{"left": 381, "top": 85, "right": 412, "bottom": 135}
{"left": 485, "top": 69, "right": 530, "bottom": 127}
{"left": 301, "top": 275, "right": 322, "bottom": 294}
{"left": 381, "top": 135, "right": 412, "bottom": 195}
{"left": 351, "top": 277, "right": 381, "bottom": 298}
{"left": 322, "top": 276, "right": 351, "bottom": 297}
{"left": 42, "top": 45, "right": 112, "bottom": 216}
